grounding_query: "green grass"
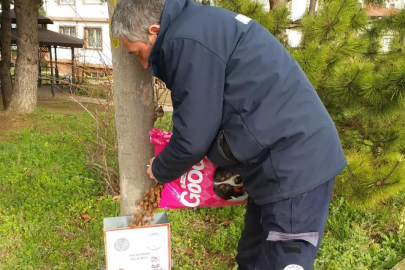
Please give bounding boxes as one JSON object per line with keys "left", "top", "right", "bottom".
{"left": 0, "top": 108, "right": 119, "bottom": 269}
{"left": 75, "top": 82, "right": 108, "bottom": 99}
{"left": 315, "top": 196, "right": 405, "bottom": 270}
{"left": 163, "top": 207, "right": 244, "bottom": 270}
{"left": 0, "top": 106, "right": 404, "bottom": 269}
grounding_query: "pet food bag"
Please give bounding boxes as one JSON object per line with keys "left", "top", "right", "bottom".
{"left": 150, "top": 129, "right": 248, "bottom": 209}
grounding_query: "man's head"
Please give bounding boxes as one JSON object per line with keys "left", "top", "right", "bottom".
{"left": 111, "top": 0, "right": 166, "bottom": 69}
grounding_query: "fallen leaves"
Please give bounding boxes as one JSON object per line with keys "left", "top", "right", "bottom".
{"left": 77, "top": 210, "right": 91, "bottom": 222}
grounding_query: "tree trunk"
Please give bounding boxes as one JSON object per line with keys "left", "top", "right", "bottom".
{"left": 270, "top": 0, "right": 287, "bottom": 10}
{"left": 7, "top": 0, "right": 42, "bottom": 114}
{"left": 0, "top": 0, "right": 13, "bottom": 110}
{"left": 308, "top": 0, "right": 317, "bottom": 15}
{"left": 270, "top": 0, "right": 276, "bottom": 10}
{"left": 108, "top": 0, "right": 155, "bottom": 216}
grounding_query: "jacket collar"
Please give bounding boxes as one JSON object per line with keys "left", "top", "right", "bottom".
{"left": 149, "top": 0, "right": 189, "bottom": 80}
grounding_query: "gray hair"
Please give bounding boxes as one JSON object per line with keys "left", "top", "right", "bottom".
{"left": 111, "top": 0, "right": 166, "bottom": 43}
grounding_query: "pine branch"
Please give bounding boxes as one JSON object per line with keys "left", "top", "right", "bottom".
{"left": 400, "top": 34, "right": 405, "bottom": 47}
{"left": 216, "top": 0, "right": 241, "bottom": 13}
{"left": 363, "top": 0, "right": 389, "bottom": 6}
{"left": 321, "top": 0, "right": 349, "bottom": 44}
{"left": 379, "top": 159, "right": 401, "bottom": 185}
{"left": 371, "top": 136, "right": 401, "bottom": 144}
{"left": 347, "top": 165, "right": 363, "bottom": 182}
{"left": 245, "top": 3, "right": 260, "bottom": 18}
{"left": 344, "top": 68, "right": 362, "bottom": 88}
{"left": 380, "top": 180, "right": 400, "bottom": 186}
{"left": 273, "top": 8, "right": 288, "bottom": 34}
{"left": 347, "top": 158, "right": 402, "bottom": 187}
{"left": 357, "top": 140, "right": 373, "bottom": 147}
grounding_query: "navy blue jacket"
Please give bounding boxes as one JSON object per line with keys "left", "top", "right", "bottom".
{"left": 149, "top": 0, "right": 347, "bottom": 205}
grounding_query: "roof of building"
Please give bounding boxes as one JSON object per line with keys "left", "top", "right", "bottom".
{"left": 365, "top": 4, "right": 400, "bottom": 17}
{"left": 7, "top": 28, "right": 83, "bottom": 48}
{"left": 6, "top": 9, "right": 54, "bottom": 24}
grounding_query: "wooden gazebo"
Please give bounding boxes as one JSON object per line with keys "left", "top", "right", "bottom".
{"left": 2, "top": 10, "right": 84, "bottom": 96}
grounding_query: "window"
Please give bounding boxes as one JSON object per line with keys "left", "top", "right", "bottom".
{"left": 83, "top": 0, "right": 102, "bottom": 4}
{"left": 85, "top": 28, "right": 102, "bottom": 50}
{"left": 383, "top": 38, "right": 392, "bottom": 47}
{"left": 60, "top": 26, "right": 76, "bottom": 37}
{"left": 58, "top": 0, "right": 74, "bottom": 5}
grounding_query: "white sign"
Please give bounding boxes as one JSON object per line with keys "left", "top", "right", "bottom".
{"left": 104, "top": 224, "right": 171, "bottom": 270}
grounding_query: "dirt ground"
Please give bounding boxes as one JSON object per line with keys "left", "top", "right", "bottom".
{"left": 36, "top": 85, "right": 173, "bottom": 110}
{"left": 0, "top": 85, "right": 172, "bottom": 137}
{"left": 0, "top": 112, "right": 32, "bottom": 134}
{"left": 0, "top": 86, "right": 102, "bottom": 135}
{"left": 0, "top": 99, "right": 89, "bottom": 140}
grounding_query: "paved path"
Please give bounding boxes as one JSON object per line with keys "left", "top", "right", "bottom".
{"left": 392, "top": 259, "right": 405, "bottom": 270}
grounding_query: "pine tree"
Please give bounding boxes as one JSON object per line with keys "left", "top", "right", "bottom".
{"left": 214, "top": 0, "right": 290, "bottom": 42}
{"left": 214, "top": 0, "right": 405, "bottom": 209}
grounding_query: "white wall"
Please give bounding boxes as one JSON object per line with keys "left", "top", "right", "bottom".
{"left": 260, "top": 0, "right": 270, "bottom": 11}
{"left": 47, "top": 21, "right": 112, "bottom": 66}
{"left": 286, "top": 29, "right": 302, "bottom": 47}
{"left": 43, "top": 0, "right": 112, "bottom": 67}
{"left": 43, "top": 0, "right": 109, "bottom": 19}
{"left": 385, "top": 0, "right": 405, "bottom": 8}
{"left": 290, "top": 0, "right": 309, "bottom": 21}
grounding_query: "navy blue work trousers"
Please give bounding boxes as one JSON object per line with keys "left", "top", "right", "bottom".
{"left": 236, "top": 179, "right": 335, "bottom": 270}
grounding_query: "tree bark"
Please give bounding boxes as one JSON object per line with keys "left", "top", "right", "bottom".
{"left": 1, "top": 0, "right": 13, "bottom": 110}
{"left": 7, "top": 0, "right": 42, "bottom": 114}
{"left": 108, "top": 0, "right": 155, "bottom": 216}
{"left": 270, "top": 0, "right": 287, "bottom": 10}
{"left": 270, "top": 0, "right": 276, "bottom": 10}
{"left": 308, "top": 0, "right": 317, "bottom": 15}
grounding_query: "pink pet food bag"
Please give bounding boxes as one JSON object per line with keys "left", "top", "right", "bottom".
{"left": 150, "top": 129, "right": 248, "bottom": 209}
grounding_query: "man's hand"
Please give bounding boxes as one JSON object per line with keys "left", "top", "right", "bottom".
{"left": 147, "top": 157, "right": 156, "bottom": 180}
